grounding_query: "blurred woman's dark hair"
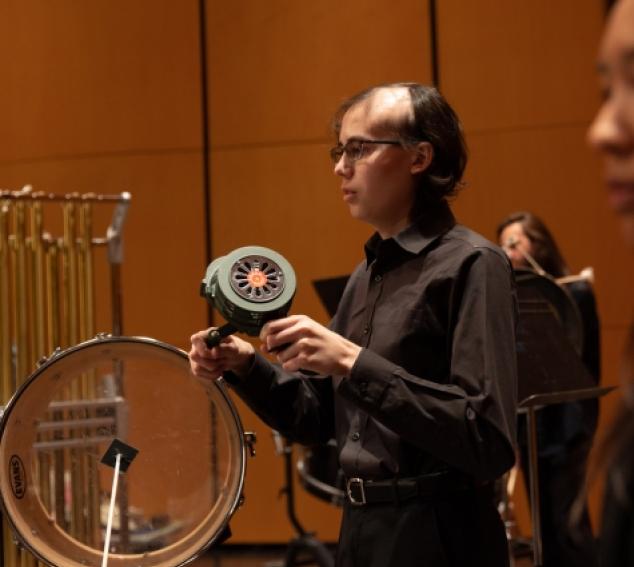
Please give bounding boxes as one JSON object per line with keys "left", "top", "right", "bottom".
{"left": 573, "top": 326, "right": 634, "bottom": 527}
{"left": 496, "top": 211, "right": 570, "bottom": 277}
{"left": 332, "top": 82, "right": 468, "bottom": 214}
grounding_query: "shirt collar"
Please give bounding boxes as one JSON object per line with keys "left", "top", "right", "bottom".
{"left": 364, "top": 201, "right": 456, "bottom": 265}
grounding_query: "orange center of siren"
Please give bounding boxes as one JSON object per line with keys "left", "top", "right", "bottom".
{"left": 247, "top": 269, "right": 268, "bottom": 288}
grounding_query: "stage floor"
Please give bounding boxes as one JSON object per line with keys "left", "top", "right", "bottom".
{"left": 190, "top": 544, "right": 534, "bottom": 566}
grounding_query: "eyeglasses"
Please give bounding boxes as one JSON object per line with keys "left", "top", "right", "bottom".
{"left": 329, "top": 138, "right": 402, "bottom": 165}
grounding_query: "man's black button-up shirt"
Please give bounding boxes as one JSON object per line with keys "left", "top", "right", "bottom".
{"left": 227, "top": 207, "right": 518, "bottom": 482}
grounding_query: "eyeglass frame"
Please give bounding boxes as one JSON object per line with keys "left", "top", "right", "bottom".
{"left": 329, "top": 138, "right": 405, "bottom": 165}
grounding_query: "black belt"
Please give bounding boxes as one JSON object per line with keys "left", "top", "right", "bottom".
{"left": 345, "top": 471, "right": 476, "bottom": 506}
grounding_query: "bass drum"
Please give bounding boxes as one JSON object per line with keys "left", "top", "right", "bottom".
{"left": 296, "top": 439, "right": 345, "bottom": 507}
{"left": 0, "top": 335, "right": 248, "bottom": 567}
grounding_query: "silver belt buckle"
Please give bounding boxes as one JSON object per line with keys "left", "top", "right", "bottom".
{"left": 346, "top": 477, "right": 366, "bottom": 506}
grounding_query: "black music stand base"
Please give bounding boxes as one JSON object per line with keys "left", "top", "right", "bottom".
{"left": 283, "top": 534, "right": 335, "bottom": 567}
{"left": 272, "top": 434, "right": 334, "bottom": 567}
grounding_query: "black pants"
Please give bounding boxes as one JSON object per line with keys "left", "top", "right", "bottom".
{"left": 335, "top": 485, "right": 509, "bottom": 567}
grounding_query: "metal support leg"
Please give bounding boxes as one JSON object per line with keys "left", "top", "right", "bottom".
{"left": 526, "top": 407, "right": 543, "bottom": 566}
{"left": 284, "top": 534, "right": 334, "bottom": 567}
{"left": 271, "top": 432, "right": 334, "bottom": 567}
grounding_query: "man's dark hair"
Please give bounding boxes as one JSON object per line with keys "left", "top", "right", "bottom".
{"left": 496, "top": 211, "right": 570, "bottom": 277}
{"left": 332, "top": 82, "right": 468, "bottom": 210}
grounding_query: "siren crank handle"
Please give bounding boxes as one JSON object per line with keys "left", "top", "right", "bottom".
{"left": 205, "top": 323, "right": 238, "bottom": 349}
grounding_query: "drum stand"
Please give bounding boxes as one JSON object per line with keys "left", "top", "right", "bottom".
{"left": 271, "top": 432, "right": 334, "bottom": 567}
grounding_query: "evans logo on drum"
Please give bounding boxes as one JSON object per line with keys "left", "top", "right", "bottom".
{"left": 10, "top": 455, "right": 26, "bottom": 499}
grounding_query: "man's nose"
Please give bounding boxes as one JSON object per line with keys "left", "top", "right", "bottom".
{"left": 334, "top": 155, "right": 352, "bottom": 177}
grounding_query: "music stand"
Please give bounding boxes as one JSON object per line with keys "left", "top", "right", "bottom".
{"left": 514, "top": 271, "right": 614, "bottom": 567}
{"left": 312, "top": 276, "right": 349, "bottom": 319}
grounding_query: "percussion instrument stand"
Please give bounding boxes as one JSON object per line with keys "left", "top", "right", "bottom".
{"left": 271, "top": 432, "right": 334, "bottom": 567}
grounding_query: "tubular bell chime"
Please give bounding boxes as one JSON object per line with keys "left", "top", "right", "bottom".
{"left": 0, "top": 186, "right": 130, "bottom": 567}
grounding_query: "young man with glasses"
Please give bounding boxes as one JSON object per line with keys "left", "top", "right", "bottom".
{"left": 190, "top": 83, "right": 518, "bottom": 566}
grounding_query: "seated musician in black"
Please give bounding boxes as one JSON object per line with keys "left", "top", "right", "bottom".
{"left": 190, "top": 82, "right": 518, "bottom": 567}
{"left": 497, "top": 211, "right": 600, "bottom": 567}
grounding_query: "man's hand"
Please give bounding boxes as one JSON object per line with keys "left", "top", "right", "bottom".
{"left": 260, "top": 315, "right": 361, "bottom": 376}
{"left": 189, "top": 329, "right": 255, "bottom": 380}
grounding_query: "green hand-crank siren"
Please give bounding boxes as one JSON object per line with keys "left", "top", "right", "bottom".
{"left": 200, "top": 246, "right": 297, "bottom": 348}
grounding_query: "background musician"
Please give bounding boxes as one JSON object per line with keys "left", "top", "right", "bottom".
{"left": 497, "top": 211, "right": 600, "bottom": 567}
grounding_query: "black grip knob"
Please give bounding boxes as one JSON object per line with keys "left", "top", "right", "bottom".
{"left": 204, "top": 324, "right": 237, "bottom": 349}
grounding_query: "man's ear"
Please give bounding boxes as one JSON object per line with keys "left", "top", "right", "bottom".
{"left": 410, "top": 142, "right": 433, "bottom": 175}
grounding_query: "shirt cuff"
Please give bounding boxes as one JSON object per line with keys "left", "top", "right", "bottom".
{"left": 223, "top": 351, "right": 264, "bottom": 386}
{"left": 337, "top": 348, "right": 394, "bottom": 406}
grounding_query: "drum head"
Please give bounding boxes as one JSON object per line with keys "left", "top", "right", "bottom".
{"left": 0, "top": 336, "right": 246, "bottom": 567}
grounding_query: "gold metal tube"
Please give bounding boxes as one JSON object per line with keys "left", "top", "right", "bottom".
{"left": 1, "top": 201, "right": 18, "bottom": 567}
{"left": 19, "top": 541, "right": 38, "bottom": 566}
{"left": 1, "top": 192, "right": 126, "bottom": 204}
{"left": 62, "top": 200, "right": 79, "bottom": 350}
{"left": 0, "top": 202, "right": 12, "bottom": 404}
{"left": 3, "top": 522, "right": 19, "bottom": 567}
{"left": 18, "top": 204, "right": 36, "bottom": 567}
{"left": 29, "top": 201, "right": 46, "bottom": 364}
{"left": 62, "top": 199, "right": 86, "bottom": 542}
{"left": 79, "top": 199, "right": 100, "bottom": 546}
{"left": 45, "top": 240, "right": 66, "bottom": 533}
{"left": 79, "top": 199, "right": 95, "bottom": 343}
{"left": 12, "top": 202, "right": 29, "bottom": 387}
{"left": 25, "top": 198, "right": 46, "bottom": 567}
{"left": 29, "top": 202, "right": 53, "bottom": 553}
{"left": 45, "top": 239, "right": 60, "bottom": 355}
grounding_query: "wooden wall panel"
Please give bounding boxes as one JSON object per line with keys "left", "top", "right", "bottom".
{"left": 438, "top": 0, "right": 605, "bottom": 132}
{"left": 208, "top": 0, "right": 432, "bottom": 147}
{"left": 453, "top": 126, "right": 602, "bottom": 244}
{"left": 0, "top": 0, "right": 201, "bottom": 160}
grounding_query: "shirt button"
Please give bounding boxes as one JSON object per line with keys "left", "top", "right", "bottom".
{"left": 362, "top": 325, "right": 370, "bottom": 334}
{"left": 374, "top": 274, "right": 382, "bottom": 283}
{"left": 351, "top": 432, "right": 360, "bottom": 441}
